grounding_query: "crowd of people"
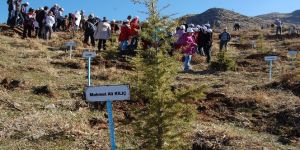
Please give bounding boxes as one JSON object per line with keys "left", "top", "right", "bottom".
{"left": 173, "top": 24, "right": 231, "bottom": 72}
{"left": 6, "top": 1, "right": 235, "bottom": 72}
{"left": 11, "top": 1, "right": 298, "bottom": 73}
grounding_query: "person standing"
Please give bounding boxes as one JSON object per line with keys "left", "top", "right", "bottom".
{"left": 182, "top": 28, "right": 197, "bottom": 72}
{"left": 94, "top": 17, "right": 111, "bottom": 51}
{"left": 20, "top": 2, "right": 29, "bottom": 16}
{"left": 55, "top": 8, "right": 64, "bottom": 31}
{"left": 45, "top": 11, "right": 55, "bottom": 40}
{"left": 118, "top": 20, "right": 131, "bottom": 55}
{"left": 203, "top": 26, "right": 213, "bottom": 63}
{"left": 219, "top": 27, "right": 231, "bottom": 52}
{"left": 129, "top": 16, "right": 140, "bottom": 52}
{"left": 275, "top": 19, "right": 283, "bottom": 36}
{"left": 83, "top": 14, "right": 96, "bottom": 47}
{"left": 14, "top": 0, "right": 23, "bottom": 26}
{"left": 110, "top": 19, "right": 120, "bottom": 44}
{"left": 74, "top": 10, "right": 81, "bottom": 30}
{"left": 7, "top": 0, "right": 15, "bottom": 26}
{"left": 36, "top": 6, "right": 48, "bottom": 38}
{"left": 22, "top": 8, "right": 35, "bottom": 39}
{"left": 196, "top": 26, "right": 206, "bottom": 56}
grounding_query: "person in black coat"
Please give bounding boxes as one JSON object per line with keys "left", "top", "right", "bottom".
{"left": 203, "top": 28, "right": 213, "bottom": 63}
{"left": 36, "top": 6, "right": 48, "bottom": 38}
{"left": 7, "top": 0, "right": 15, "bottom": 26}
{"left": 83, "top": 14, "right": 96, "bottom": 47}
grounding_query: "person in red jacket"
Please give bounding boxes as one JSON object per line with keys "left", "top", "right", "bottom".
{"left": 22, "top": 8, "right": 35, "bottom": 38}
{"left": 129, "top": 16, "right": 140, "bottom": 52}
{"left": 118, "top": 20, "right": 131, "bottom": 55}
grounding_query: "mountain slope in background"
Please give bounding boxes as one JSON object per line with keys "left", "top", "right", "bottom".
{"left": 183, "top": 8, "right": 267, "bottom": 28}
{"left": 256, "top": 10, "right": 300, "bottom": 24}
{"left": 182, "top": 8, "right": 300, "bottom": 29}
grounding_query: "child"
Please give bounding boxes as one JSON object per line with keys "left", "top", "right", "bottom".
{"left": 181, "top": 27, "right": 197, "bottom": 72}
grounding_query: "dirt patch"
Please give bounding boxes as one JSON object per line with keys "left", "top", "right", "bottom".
{"left": 231, "top": 43, "right": 253, "bottom": 50}
{"left": 200, "top": 92, "right": 300, "bottom": 144}
{"left": 192, "top": 132, "right": 237, "bottom": 150}
{"left": 252, "top": 74, "right": 300, "bottom": 97}
{"left": 236, "top": 59, "right": 265, "bottom": 72}
{"left": 50, "top": 61, "right": 83, "bottom": 69}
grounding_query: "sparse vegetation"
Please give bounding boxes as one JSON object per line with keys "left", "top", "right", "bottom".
{"left": 0, "top": 4, "right": 300, "bottom": 150}
{"left": 210, "top": 52, "right": 237, "bottom": 71}
{"left": 257, "top": 32, "right": 267, "bottom": 53}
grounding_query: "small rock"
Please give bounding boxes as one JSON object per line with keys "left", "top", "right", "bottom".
{"left": 13, "top": 102, "right": 21, "bottom": 108}
{"left": 45, "top": 104, "right": 56, "bottom": 110}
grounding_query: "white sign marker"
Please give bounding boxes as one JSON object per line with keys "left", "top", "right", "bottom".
{"left": 85, "top": 84, "right": 130, "bottom": 149}
{"left": 65, "top": 41, "right": 76, "bottom": 59}
{"left": 82, "top": 51, "right": 96, "bottom": 58}
{"left": 264, "top": 56, "right": 278, "bottom": 81}
{"left": 264, "top": 56, "right": 278, "bottom": 61}
{"left": 288, "top": 50, "right": 298, "bottom": 57}
{"left": 251, "top": 40, "right": 256, "bottom": 49}
{"left": 287, "top": 50, "right": 298, "bottom": 69}
{"left": 85, "top": 85, "right": 130, "bottom": 102}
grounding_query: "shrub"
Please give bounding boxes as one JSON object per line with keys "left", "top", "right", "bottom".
{"left": 210, "top": 52, "right": 237, "bottom": 71}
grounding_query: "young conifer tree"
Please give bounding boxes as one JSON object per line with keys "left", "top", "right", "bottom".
{"left": 130, "top": 0, "right": 205, "bottom": 149}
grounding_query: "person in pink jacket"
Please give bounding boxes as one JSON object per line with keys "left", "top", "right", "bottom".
{"left": 182, "top": 27, "right": 197, "bottom": 72}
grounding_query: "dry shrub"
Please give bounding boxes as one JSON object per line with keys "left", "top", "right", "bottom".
{"left": 32, "top": 85, "right": 54, "bottom": 97}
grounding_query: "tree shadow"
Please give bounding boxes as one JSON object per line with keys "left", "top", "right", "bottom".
{"left": 180, "top": 69, "right": 218, "bottom": 75}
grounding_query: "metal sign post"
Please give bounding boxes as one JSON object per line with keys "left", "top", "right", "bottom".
{"left": 85, "top": 85, "right": 130, "bottom": 150}
{"left": 65, "top": 41, "right": 76, "bottom": 59}
{"left": 106, "top": 100, "right": 116, "bottom": 150}
{"left": 287, "top": 50, "right": 298, "bottom": 69}
{"left": 251, "top": 40, "right": 256, "bottom": 49}
{"left": 264, "top": 56, "right": 278, "bottom": 81}
{"left": 82, "top": 51, "right": 96, "bottom": 86}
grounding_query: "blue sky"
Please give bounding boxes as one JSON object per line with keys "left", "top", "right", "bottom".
{"left": 0, "top": 0, "right": 299, "bottom": 23}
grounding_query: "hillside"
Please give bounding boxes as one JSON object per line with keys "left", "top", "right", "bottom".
{"left": 256, "top": 10, "right": 300, "bottom": 24}
{"left": 0, "top": 25, "right": 299, "bottom": 149}
{"left": 184, "top": 8, "right": 267, "bottom": 29}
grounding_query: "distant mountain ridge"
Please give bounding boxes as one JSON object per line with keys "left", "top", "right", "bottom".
{"left": 256, "top": 10, "right": 300, "bottom": 24}
{"left": 182, "top": 8, "right": 299, "bottom": 29}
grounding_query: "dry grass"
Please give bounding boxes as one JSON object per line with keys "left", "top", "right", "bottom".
{"left": 0, "top": 28, "right": 299, "bottom": 149}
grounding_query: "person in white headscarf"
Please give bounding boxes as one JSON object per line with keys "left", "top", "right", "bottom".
{"left": 74, "top": 10, "right": 81, "bottom": 30}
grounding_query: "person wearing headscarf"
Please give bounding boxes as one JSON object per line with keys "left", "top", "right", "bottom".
{"left": 45, "top": 11, "right": 55, "bottom": 40}
{"left": 181, "top": 27, "right": 197, "bottom": 72}
{"left": 129, "top": 16, "right": 140, "bottom": 51}
{"left": 118, "top": 20, "right": 131, "bottom": 54}
{"left": 74, "top": 10, "right": 81, "bottom": 30}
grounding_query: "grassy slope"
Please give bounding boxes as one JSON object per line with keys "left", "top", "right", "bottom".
{"left": 0, "top": 29, "right": 299, "bottom": 149}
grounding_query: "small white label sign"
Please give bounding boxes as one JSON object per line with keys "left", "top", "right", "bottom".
{"left": 264, "top": 56, "right": 278, "bottom": 61}
{"left": 85, "top": 85, "right": 130, "bottom": 102}
{"left": 65, "top": 41, "right": 76, "bottom": 47}
{"left": 288, "top": 50, "right": 298, "bottom": 56}
{"left": 82, "top": 51, "right": 96, "bottom": 58}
